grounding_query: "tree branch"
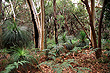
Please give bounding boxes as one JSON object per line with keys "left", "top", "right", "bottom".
{"left": 81, "top": 0, "right": 91, "bottom": 17}
{"left": 72, "top": 13, "right": 92, "bottom": 45}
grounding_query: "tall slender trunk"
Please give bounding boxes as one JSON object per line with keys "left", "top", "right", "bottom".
{"left": 9, "top": 0, "right": 16, "bottom": 21}
{"left": 26, "top": 0, "right": 44, "bottom": 50}
{"left": 41, "top": 0, "right": 44, "bottom": 50}
{"left": 0, "top": 0, "right": 2, "bottom": 49}
{"left": 97, "top": 0, "right": 107, "bottom": 58}
{"left": 44, "top": 6, "right": 47, "bottom": 49}
{"left": 81, "top": 0, "right": 97, "bottom": 58}
{"left": 44, "top": 24, "right": 47, "bottom": 49}
{"left": 90, "top": 0, "right": 96, "bottom": 47}
{"left": 53, "top": 0, "right": 58, "bottom": 44}
{"left": 26, "top": 0, "right": 39, "bottom": 48}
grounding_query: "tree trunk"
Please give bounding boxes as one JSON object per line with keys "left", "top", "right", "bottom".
{"left": 26, "top": 0, "right": 40, "bottom": 48}
{"left": 41, "top": 0, "right": 44, "bottom": 50}
{"left": 97, "top": 0, "right": 108, "bottom": 58}
{"left": 53, "top": 0, "right": 58, "bottom": 44}
{"left": 9, "top": 0, "right": 16, "bottom": 21}
{"left": 44, "top": 6, "right": 47, "bottom": 49}
{"left": 0, "top": 0, "right": 2, "bottom": 49}
{"left": 44, "top": 24, "right": 47, "bottom": 49}
{"left": 90, "top": 0, "right": 96, "bottom": 47}
{"left": 26, "top": 0, "right": 44, "bottom": 50}
{"left": 81, "top": 0, "right": 97, "bottom": 57}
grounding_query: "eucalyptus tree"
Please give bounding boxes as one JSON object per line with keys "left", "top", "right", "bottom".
{"left": 26, "top": 0, "right": 44, "bottom": 50}
{"left": 97, "top": 0, "right": 108, "bottom": 58}
{"left": 81, "top": 0, "right": 109, "bottom": 58}
{"left": 53, "top": 0, "right": 58, "bottom": 44}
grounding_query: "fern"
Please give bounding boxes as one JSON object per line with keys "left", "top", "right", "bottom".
{"left": 89, "top": 48, "right": 100, "bottom": 55}
{"left": 104, "top": 51, "right": 110, "bottom": 56}
{"left": 39, "top": 59, "right": 79, "bottom": 73}
{"left": 1, "top": 61, "right": 29, "bottom": 73}
{"left": 70, "top": 47, "right": 81, "bottom": 53}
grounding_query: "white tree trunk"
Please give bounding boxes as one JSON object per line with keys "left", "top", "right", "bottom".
{"left": 26, "top": 0, "right": 44, "bottom": 50}
{"left": 9, "top": 0, "right": 16, "bottom": 21}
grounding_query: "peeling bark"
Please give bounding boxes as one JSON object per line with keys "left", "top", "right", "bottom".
{"left": 26, "top": 0, "right": 39, "bottom": 48}
{"left": 26, "top": 0, "right": 44, "bottom": 50}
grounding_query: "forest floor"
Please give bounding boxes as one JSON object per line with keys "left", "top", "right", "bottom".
{"left": 0, "top": 48, "right": 110, "bottom": 73}
{"left": 37, "top": 49, "right": 110, "bottom": 73}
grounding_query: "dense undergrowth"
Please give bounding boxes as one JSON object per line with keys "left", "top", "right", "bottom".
{"left": 0, "top": 32, "right": 110, "bottom": 73}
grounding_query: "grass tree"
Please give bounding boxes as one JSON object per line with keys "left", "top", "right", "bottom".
{"left": 2, "top": 21, "right": 31, "bottom": 48}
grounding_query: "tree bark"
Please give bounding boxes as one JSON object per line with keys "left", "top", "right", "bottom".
{"left": 9, "top": 0, "right": 16, "bottom": 21}
{"left": 90, "top": 0, "right": 96, "bottom": 47}
{"left": 0, "top": 0, "right": 2, "bottom": 49}
{"left": 97, "top": 0, "right": 108, "bottom": 58}
{"left": 44, "top": 5, "right": 47, "bottom": 49}
{"left": 0, "top": 0, "right": 2, "bottom": 14}
{"left": 26, "top": 0, "right": 39, "bottom": 48}
{"left": 53, "top": 0, "right": 58, "bottom": 44}
{"left": 82, "top": 0, "right": 99, "bottom": 59}
{"left": 81, "top": 0, "right": 97, "bottom": 48}
{"left": 41, "top": 0, "right": 44, "bottom": 50}
{"left": 26, "top": 0, "right": 44, "bottom": 50}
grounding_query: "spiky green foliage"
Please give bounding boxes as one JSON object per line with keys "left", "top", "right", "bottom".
{"left": 62, "top": 32, "right": 67, "bottom": 43}
{"left": 42, "top": 45, "right": 64, "bottom": 61}
{"left": 8, "top": 48, "right": 39, "bottom": 65}
{"left": 1, "top": 61, "right": 29, "bottom": 73}
{"left": 9, "top": 48, "right": 29, "bottom": 62}
{"left": 2, "top": 20, "right": 31, "bottom": 48}
{"left": 0, "top": 48, "right": 41, "bottom": 73}
{"left": 79, "top": 31, "right": 86, "bottom": 42}
{"left": 47, "top": 38, "right": 57, "bottom": 49}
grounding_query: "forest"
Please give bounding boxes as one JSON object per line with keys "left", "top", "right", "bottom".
{"left": 0, "top": 0, "right": 110, "bottom": 73}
